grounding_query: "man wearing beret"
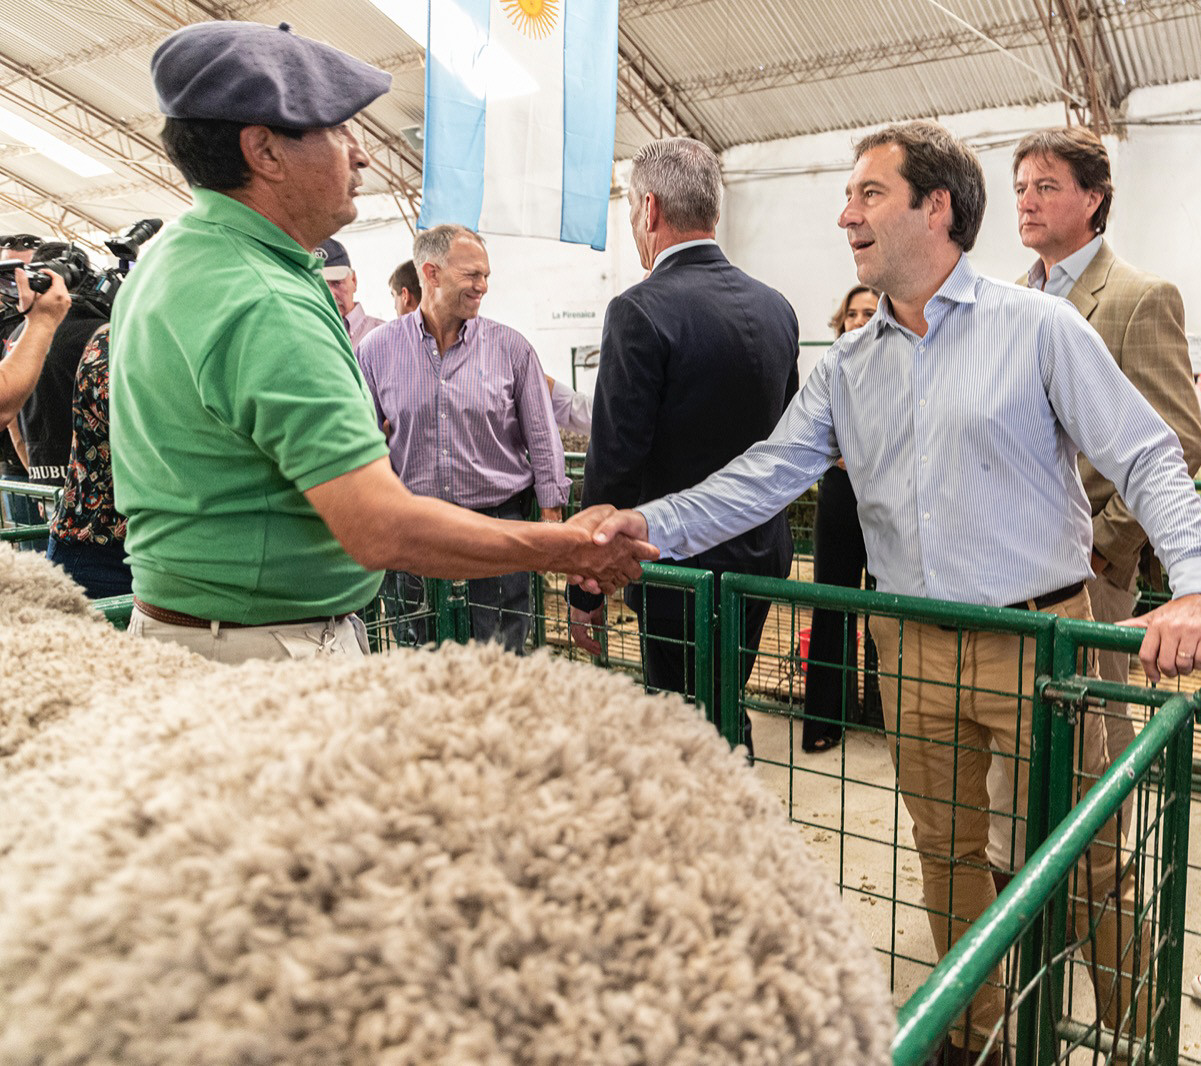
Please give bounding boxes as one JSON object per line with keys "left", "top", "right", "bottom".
{"left": 109, "top": 21, "right": 654, "bottom": 663}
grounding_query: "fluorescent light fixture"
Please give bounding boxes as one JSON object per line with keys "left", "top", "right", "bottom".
{"left": 0, "top": 105, "right": 112, "bottom": 178}
{"left": 366, "top": 0, "right": 538, "bottom": 101}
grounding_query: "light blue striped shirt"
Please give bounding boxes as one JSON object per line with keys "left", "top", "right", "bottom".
{"left": 356, "top": 311, "right": 570, "bottom": 510}
{"left": 642, "top": 255, "right": 1201, "bottom": 605}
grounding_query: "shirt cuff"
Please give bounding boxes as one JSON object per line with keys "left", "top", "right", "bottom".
{"left": 640, "top": 501, "right": 681, "bottom": 561}
{"left": 534, "top": 481, "right": 570, "bottom": 509}
{"left": 1168, "top": 554, "right": 1201, "bottom": 598}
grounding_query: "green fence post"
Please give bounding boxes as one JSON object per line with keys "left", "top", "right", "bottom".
{"left": 433, "top": 578, "right": 470, "bottom": 644}
{"left": 692, "top": 570, "right": 714, "bottom": 721}
{"left": 1035, "top": 623, "right": 1089, "bottom": 1064}
{"left": 533, "top": 573, "right": 546, "bottom": 650}
{"left": 719, "top": 574, "right": 743, "bottom": 747}
{"left": 1157, "top": 705, "right": 1195, "bottom": 1066}
{"left": 1013, "top": 620, "right": 1058, "bottom": 1066}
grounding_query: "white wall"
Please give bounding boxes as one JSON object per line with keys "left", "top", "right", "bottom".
{"left": 338, "top": 78, "right": 1201, "bottom": 384}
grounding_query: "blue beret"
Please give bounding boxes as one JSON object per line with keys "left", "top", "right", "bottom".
{"left": 152, "top": 21, "right": 391, "bottom": 128}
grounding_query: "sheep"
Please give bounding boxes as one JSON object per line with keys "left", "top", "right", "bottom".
{"left": 0, "top": 546, "right": 895, "bottom": 1064}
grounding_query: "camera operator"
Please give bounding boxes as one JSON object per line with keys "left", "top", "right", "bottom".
{"left": 0, "top": 266, "right": 71, "bottom": 436}
{"left": 1, "top": 236, "right": 45, "bottom": 522}
{"left": 7, "top": 244, "right": 108, "bottom": 488}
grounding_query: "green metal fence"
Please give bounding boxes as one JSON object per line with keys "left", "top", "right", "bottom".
{"left": 717, "top": 572, "right": 1196, "bottom": 1065}
{"left": 359, "top": 562, "right": 716, "bottom": 716}
{"left": 0, "top": 477, "right": 59, "bottom": 545}
{"left": 895, "top": 684, "right": 1196, "bottom": 1065}
{"left": 30, "top": 458, "right": 1198, "bottom": 1061}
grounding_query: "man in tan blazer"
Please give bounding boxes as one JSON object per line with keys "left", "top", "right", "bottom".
{"left": 1014, "top": 126, "right": 1201, "bottom": 760}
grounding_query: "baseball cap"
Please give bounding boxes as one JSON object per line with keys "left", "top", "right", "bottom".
{"left": 315, "top": 238, "right": 352, "bottom": 281}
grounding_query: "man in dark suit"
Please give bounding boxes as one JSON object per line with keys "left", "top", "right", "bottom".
{"left": 568, "top": 136, "right": 800, "bottom": 753}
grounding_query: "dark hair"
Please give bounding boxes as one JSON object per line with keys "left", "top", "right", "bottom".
{"left": 30, "top": 241, "right": 74, "bottom": 264}
{"left": 1012, "top": 127, "right": 1113, "bottom": 234}
{"left": 853, "top": 121, "right": 987, "bottom": 252}
{"left": 389, "top": 259, "right": 421, "bottom": 303}
{"left": 161, "top": 117, "right": 304, "bottom": 190}
{"left": 829, "top": 284, "right": 880, "bottom": 336}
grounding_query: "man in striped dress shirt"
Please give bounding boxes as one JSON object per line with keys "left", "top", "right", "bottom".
{"left": 357, "top": 224, "right": 570, "bottom": 653}
{"left": 588, "top": 120, "right": 1201, "bottom": 1064}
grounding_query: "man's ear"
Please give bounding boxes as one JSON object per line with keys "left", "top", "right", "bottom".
{"left": 239, "top": 126, "right": 289, "bottom": 183}
{"left": 926, "top": 187, "right": 953, "bottom": 234}
{"left": 419, "top": 260, "right": 439, "bottom": 288}
{"left": 644, "top": 192, "right": 660, "bottom": 233}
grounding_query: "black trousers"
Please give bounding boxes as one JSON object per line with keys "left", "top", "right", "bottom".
{"left": 636, "top": 579, "right": 772, "bottom": 758}
{"left": 804, "top": 467, "right": 872, "bottom": 749}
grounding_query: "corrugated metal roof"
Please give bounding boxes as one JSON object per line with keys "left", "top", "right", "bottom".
{"left": 1, "top": 0, "right": 1198, "bottom": 245}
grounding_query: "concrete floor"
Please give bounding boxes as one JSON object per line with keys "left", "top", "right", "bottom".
{"left": 747, "top": 708, "right": 1201, "bottom": 1063}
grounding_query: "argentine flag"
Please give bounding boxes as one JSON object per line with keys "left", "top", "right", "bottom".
{"left": 418, "top": 0, "right": 619, "bottom": 251}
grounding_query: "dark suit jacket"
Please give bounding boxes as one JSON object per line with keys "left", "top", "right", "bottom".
{"left": 571, "top": 243, "right": 800, "bottom": 613}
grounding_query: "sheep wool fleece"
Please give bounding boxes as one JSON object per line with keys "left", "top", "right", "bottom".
{"left": 0, "top": 546, "right": 895, "bottom": 1065}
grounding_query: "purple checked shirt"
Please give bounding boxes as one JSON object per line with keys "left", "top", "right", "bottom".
{"left": 356, "top": 310, "right": 570, "bottom": 510}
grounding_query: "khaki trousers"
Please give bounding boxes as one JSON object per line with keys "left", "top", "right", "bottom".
{"left": 1086, "top": 570, "right": 1139, "bottom": 762}
{"left": 987, "top": 571, "right": 1138, "bottom": 870}
{"left": 873, "top": 588, "right": 1147, "bottom": 1050}
{"left": 128, "top": 605, "right": 369, "bottom": 664}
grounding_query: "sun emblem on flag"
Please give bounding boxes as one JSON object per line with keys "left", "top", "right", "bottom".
{"left": 500, "top": 0, "right": 559, "bottom": 39}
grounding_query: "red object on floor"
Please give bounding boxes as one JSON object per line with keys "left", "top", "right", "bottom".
{"left": 796, "top": 628, "right": 812, "bottom": 673}
{"left": 795, "top": 627, "right": 863, "bottom": 674}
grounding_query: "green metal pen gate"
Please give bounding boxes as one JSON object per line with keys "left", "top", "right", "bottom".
{"left": 718, "top": 572, "right": 1196, "bottom": 1065}
{"left": 24, "top": 456, "right": 1196, "bottom": 1064}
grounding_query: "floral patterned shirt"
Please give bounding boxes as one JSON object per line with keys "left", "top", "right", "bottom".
{"left": 50, "top": 325, "right": 126, "bottom": 545}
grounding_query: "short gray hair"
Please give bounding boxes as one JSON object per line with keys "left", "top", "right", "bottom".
{"left": 413, "top": 223, "right": 486, "bottom": 270}
{"left": 630, "top": 137, "right": 722, "bottom": 231}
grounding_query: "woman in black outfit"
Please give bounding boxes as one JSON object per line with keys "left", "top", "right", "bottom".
{"left": 802, "top": 285, "right": 878, "bottom": 753}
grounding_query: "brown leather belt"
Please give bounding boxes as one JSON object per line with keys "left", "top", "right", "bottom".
{"left": 1003, "top": 580, "right": 1085, "bottom": 611}
{"left": 133, "top": 597, "right": 349, "bottom": 630}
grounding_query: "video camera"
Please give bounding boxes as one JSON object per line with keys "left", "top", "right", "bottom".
{"left": 0, "top": 218, "right": 162, "bottom": 322}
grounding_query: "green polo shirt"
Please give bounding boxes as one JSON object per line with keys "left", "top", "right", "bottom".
{"left": 109, "top": 189, "right": 388, "bottom": 623}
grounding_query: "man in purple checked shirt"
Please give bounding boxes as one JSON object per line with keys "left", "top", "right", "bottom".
{"left": 356, "top": 223, "right": 570, "bottom": 653}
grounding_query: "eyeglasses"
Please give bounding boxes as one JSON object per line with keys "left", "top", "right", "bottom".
{"left": 0, "top": 234, "right": 44, "bottom": 251}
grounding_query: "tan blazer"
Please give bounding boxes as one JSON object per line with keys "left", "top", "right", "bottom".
{"left": 1023, "top": 239, "right": 1201, "bottom": 589}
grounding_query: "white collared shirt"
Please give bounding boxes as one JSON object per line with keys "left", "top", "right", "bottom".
{"left": 1026, "top": 234, "right": 1103, "bottom": 299}
{"left": 651, "top": 238, "right": 719, "bottom": 273}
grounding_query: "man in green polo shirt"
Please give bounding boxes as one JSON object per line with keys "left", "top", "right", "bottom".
{"left": 110, "top": 21, "right": 655, "bottom": 663}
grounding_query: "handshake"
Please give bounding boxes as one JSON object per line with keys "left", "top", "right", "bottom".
{"left": 557, "top": 504, "right": 656, "bottom": 596}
